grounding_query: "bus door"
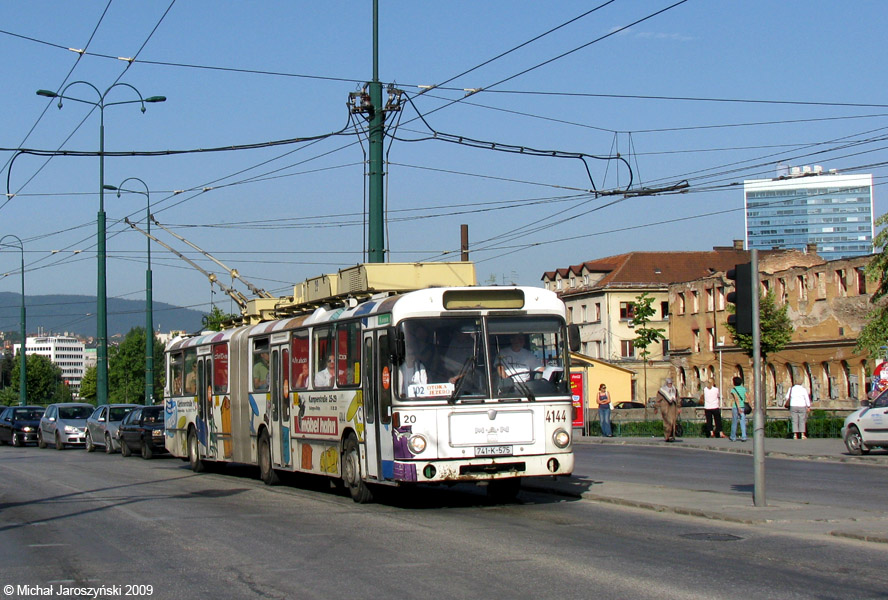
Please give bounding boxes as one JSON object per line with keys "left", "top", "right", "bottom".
{"left": 271, "top": 343, "right": 292, "bottom": 467}
{"left": 196, "top": 351, "right": 214, "bottom": 459}
{"left": 361, "top": 333, "right": 381, "bottom": 479}
{"left": 361, "top": 330, "right": 394, "bottom": 480}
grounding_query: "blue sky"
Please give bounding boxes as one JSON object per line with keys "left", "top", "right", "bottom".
{"left": 1, "top": 1, "right": 886, "bottom": 329}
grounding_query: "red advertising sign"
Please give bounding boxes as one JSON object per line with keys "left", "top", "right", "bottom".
{"left": 570, "top": 371, "right": 584, "bottom": 428}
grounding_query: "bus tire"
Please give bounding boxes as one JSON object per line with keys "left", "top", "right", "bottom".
{"left": 487, "top": 478, "right": 521, "bottom": 503}
{"left": 342, "top": 434, "right": 373, "bottom": 503}
{"left": 258, "top": 431, "right": 279, "bottom": 485}
{"left": 188, "top": 429, "right": 205, "bottom": 473}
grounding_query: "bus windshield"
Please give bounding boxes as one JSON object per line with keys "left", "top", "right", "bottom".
{"left": 397, "top": 315, "right": 569, "bottom": 401}
{"left": 398, "top": 317, "right": 487, "bottom": 400}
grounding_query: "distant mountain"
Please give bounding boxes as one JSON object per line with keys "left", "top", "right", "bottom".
{"left": 0, "top": 293, "right": 206, "bottom": 339}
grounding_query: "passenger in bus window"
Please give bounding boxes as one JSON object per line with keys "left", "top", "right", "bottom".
{"left": 184, "top": 355, "right": 198, "bottom": 395}
{"left": 400, "top": 345, "right": 428, "bottom": 396}
{"left": 253, "top": 351, "right": 270, "bottom": 391}
{"left": 496, "top": 333, "right": 542, "bottom": 382}
{"left": 314, "top": 354, "right": 336, "bottom": 388}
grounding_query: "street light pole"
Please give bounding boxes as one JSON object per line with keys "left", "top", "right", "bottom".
{"left": 104, "top": 179, "right": 153, "bottom": 405}
{"left": 0, "top": 235, "right": 26, "bottom": 406}
{"left": 37, "top": 83, "right": 165, "bottom": 405}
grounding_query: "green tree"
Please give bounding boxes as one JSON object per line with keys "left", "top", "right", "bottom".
{"left": 11, "top": 353, "right": 67, "bottom": 405}
{"left": 108, "top": 327, "right": 165, "bottom": 403}
{"left": 632, "top": 292, "right": 666, "bottom": 406}
{"left": 79, "top": 365, "right": 97, "bottom": 402}
{"left": 725, "top": 291, "right": 793, "bottom": 361}
{"left": 856, "top": 212, "right": 888, "bottom": 357}
{"left": 202, "top": 305, "right": 238, "bottom": 331}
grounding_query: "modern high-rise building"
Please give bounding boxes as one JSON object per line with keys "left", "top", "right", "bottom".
{"left": 744, "top": 167, "right": 874, "bottom": 261}
{"left": 14, "top": 335, "right": 86, "bottom": 397}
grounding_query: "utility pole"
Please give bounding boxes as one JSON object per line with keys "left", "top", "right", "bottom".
{"left": 751, "top": 249, "right": 765, "bottom": 507}
{"left": 367, "top": 0, "right": 385, "bottom": 263}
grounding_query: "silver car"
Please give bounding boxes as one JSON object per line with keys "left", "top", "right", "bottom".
{"left": 843, "top": 388, "right": 888, "bottom": 455}
{"left": 85, "top": 404, "right": 140, "bottom": 454}
{"left": 38, "top": 403, "right": 94, "bottom": 450}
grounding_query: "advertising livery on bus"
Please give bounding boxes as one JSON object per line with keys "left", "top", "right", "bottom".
{"left": 164, "top": 264, "right": 577, "bottom": 502}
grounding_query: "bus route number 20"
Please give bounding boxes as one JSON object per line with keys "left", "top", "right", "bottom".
{"left": 545, "top": 409, "right": 567, "bottom": 423}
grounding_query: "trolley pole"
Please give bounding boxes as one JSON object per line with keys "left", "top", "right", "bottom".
{"left": 367, "top": 0, "right": 385, "bottom": 263}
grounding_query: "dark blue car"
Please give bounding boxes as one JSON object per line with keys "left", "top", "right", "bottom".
{"left": 0, "top": 405, "right": 45, "bottom": 447}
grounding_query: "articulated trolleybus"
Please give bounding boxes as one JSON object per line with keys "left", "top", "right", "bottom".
{"left": 164, "top": 263, "right": 577, "bottom": 502}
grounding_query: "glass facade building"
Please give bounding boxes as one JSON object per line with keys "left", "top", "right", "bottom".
{"left": 744, "top": 171, "right": 874, "bottom": 261}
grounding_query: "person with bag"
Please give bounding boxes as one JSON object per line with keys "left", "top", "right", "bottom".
{"left": 597, "top": 383, "right": 613, "bottom": 437}
{"left": 729, "top": 376, "right": 751, "bottom": 442}
{"left": 784, "top": 380, "right": 812, "bottom": 439}
{"left": 655, "top": 377, "right": 681, "bottom": 442}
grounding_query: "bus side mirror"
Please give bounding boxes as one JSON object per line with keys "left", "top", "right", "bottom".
{"left": 568, "top": 324, "right": 581, "bottom": 353}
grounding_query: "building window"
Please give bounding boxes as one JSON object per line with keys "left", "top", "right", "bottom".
{"left": 581, "top": 304, "right": 587, "bottom": 321}
{"left": 797, "top": 275, "right": 807, "bottom": 301}
{"left": 691, "top": 291, "right": 699, "bottom": 314}
{"left": 856, "top": 267, "right": 867, "bottom": 295}
{"left": 777, "top": 278, "right": 787, "bottom": 304}
{"left": 621, "top": 340, "right": 635, "bottom": 358}
{"left": 692, "top": 329, "right": 700, "bottom": 353}
{"left": 717, "top": 286, "right": 725, "bottom": 311}
{"left": 662, "top": 339, "right": 669, "bottom": 355}
{"left": 707, "top": 328, "right": 716, "bottom": 351}
{"left": 619, "top": 302, "right": 635, "bottom": 320}
{"left": 835, "top": 270, "right": 847, "bottom": 296}
{"left": 816, "top": 272, "right": 826, "bottom": 299}
{"left": 677, "top": 293, "right": 686, "bottom": 315}
{"left": 661, "top": 301, "right": 669, "bottom": 319}
{"left": 706, "top": 288, "right": 714, "bottom": 312}
{"left": 567, "top": 307, "right": 573, "bottom": 324}
{"left": 594, "top": 303, "right": 601, "bottom": 322}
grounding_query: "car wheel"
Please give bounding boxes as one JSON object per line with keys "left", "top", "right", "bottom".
{"left": 120, "top": 437, "right": 132, "bottom": 457}
{"left": 38, "top": 430, "right": 47, "bottom": 449}
{"left": 85, "top": 431, "right": 95, "bottom": 452}
{"left": 342, "top": 434, "right": 372, "bottom": 503}
{"left": 188, "top": 429, "right": 205, "bottom": 473}
{"left": 141, "top": 440, "right": 153, "bottom": 460}
{"left": 258, "top": 431, "right": 279, "bottom": 485}
{"left": 105, "top": 433, "right": 115, "bottom": 454}
{"left": 55, "top": 432, "right": 65, "bottom": 451}
{"left": 12, "top": 433, "right": 22, "bottom": 447}
{"left": 844, "top": 425, "right": 869, "bottom": 455}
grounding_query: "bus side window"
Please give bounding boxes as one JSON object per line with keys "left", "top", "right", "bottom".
{"left": 378, "top": 333, "right": 391, "bottom": 425}
{"left": 184, "top": 349, "right": 198, "bottom": 395}
{"left": 291, "top": 331, "right": 309, "bottom": 390}
{"left": 170, "top": 352, "right": 184, "bottom": 396}
{"left": 363, "top": 337, "right": 375, "bottom": 425}
{"left": 338, "top": 321, "right": 361, "bottom": 388}
{"left": 252, "top": 339, "right": 270, "bottom": 392}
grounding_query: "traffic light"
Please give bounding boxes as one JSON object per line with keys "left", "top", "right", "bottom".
{"left": 726, "top": 262, "right": 753, "bottom": 335}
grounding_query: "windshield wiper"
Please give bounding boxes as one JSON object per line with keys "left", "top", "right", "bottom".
{"left": 511, "top": 374, "right": 536, "bottom": 402}
{"left": 449, "top": 355, "right": 476, "bottom": 404}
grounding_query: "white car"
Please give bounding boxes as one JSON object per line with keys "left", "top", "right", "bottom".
{"left": 842, "top": 389, "right": 888, "bottom": 455}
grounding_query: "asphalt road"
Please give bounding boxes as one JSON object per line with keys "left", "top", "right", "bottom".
{"left": 573, "top": 443, "right": 888, "bottom": 508}
{"left": 1, "top": 446, "right": 888, "bottom": 600}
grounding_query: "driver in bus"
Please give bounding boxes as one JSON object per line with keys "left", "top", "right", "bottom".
{"left": 496, "top": 333, "right": 542, "bottom": 382}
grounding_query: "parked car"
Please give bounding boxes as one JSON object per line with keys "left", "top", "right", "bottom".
{"left": 614, "top": 401, "right": 646, "bottom": 409}
{"left": 38, "top": 402, "right": 94, "bottom": 450}
{"left": 842, "top": 389, "right": 888, "bottom": 455}
{"left": 117, "top": 405, "right": 167, "bottom": 459}
{"left": 0, "top": 405, "right": 45, "bottom": 447}
{"left": 85, "top": 404, "right": 140, "bottom": 454}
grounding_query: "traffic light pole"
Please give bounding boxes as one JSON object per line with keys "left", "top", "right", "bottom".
{"left": 751, "top": 249, "right": 765, "bottom": 507}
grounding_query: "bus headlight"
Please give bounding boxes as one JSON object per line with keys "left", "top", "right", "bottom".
{"left": 553, "top": 428, "right": 570, "bottom": 449}
{"left": 408, "top": 434, "right": 427, "bottom": 455}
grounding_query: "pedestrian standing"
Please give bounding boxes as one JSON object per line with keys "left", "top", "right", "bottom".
{"left": 785, "top": 381, "right": 812, "bottom": 439}
{"left": 655, "top": 378, "right": 681, "bottom": 442}
{"left": 701, "top": 380, "right": 725, "bottom": 438}
{"left": 729, "top": 376, "right": 751, "bottom": 442}
{"left": 597, "top": 384, "right": 613, "bottom": 437}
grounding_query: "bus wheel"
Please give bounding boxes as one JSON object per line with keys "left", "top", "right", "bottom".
{"left": 342, "top": 435, "right": 373, "bottom": 503}
{"left": 487, "top": 478, "right": 521, "bottom": 503}
{"left": 258, "top": 431, "right": 279, "bottom": 485}
{"left": 188, "top": 429, "right": 205, "bottom": 473}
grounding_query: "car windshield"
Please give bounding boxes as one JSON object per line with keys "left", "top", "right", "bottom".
{"left": 15, "top": 409, "right": 43, "bottom": 420}
{"left": 109, "top": 407, "right": 133, "bottom": 421}
{"left": 142, "top": 407, "right": 162, "bottom": 423}
{"left": 58, "top": 406, "right": 92, "bottom": 419}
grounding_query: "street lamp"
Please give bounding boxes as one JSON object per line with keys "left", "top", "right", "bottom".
{"left": 104, "top": 179, "right": 154, "bottom": 405}
{"left": 37, "top": 82, "right": 165, "bottom": 405}
{"left": 0, "top": 235, "right": 27, "bottom": 406}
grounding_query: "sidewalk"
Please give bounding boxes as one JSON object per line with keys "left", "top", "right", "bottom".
{"left": 524, "top": 434, "right": 888, "bottom": 545}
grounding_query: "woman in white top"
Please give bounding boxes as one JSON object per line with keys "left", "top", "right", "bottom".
{"left": 785, "top": 382, "right": 812, "bottom": 440}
